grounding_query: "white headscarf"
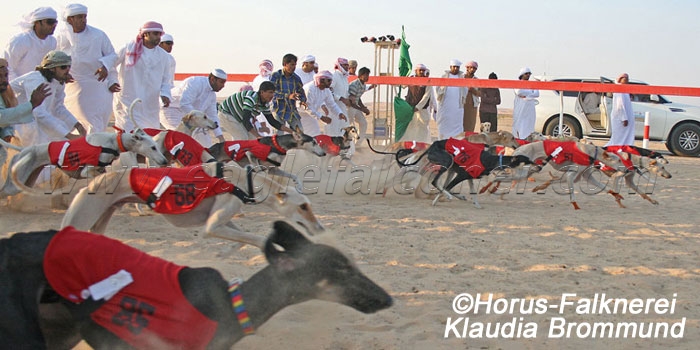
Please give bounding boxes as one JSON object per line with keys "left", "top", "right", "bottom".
{"left": 518, "top": 67, "right": 532, "bottom": 79}
{"left": 301, "top": 55, "right": 315, "bottom": 63}
{"left": 63, "top": 4, "right": 87, "bottom": 19}
{"left": 18, "top": 7, "right": 57, "bottom": 31}
{"left": 449, "top": 59, "right": 462, "bottom": 67}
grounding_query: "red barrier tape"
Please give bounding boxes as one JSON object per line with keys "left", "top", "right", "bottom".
{"left": 174, "top": 73, "right": 700, "bottom": 97}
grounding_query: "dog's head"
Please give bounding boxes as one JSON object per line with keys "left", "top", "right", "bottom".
{"left": 342, "top": 126, "right": 359, "bottom": 143}
{"left": 129, "top": 129, "right": 169, "bottom": 166}
{"left": 525, "top": 132, "right": 547, "bottom": 143}
{"left": 268, "top": 189, "right": 325, "bottom": 235}
{"left": 489, "top": 130, "right": 520, "bottom": 149}
{"left": 182, "top": 110, "right": 218, "bottom": 131}
{"left": 480, "top": 122, "right": 492, "bottom": 133}
{"left": 264, "top": 221, "right": 392, "bottom": 313}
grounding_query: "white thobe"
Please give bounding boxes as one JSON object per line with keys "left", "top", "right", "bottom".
{"left": 605, "top": 93, "right": 635, "bottom": 146}
{"left": 113, "top": 44, "right": 171, "bottom": 131}
{"left": 55, "top": 25, "right": 117, "bottom": 134}
{"left": 251, "top": 75, "right": 269, "bottom": 91}
{"left": 11, "top": 71, "right": 78, "bottom": 146}
{"left": 302, "top": 81, "right": 343, "bottom": 137}
{"left": 512, "top": 88, "right": 539, "bottom": 139}
{"left": 436, "top": 72, "right": 466, "bottom": 139}
{"left": 327, "top": 71, "right": 350, "bottom": 136}
{"left": 158, "top": 53, "right": 178, "bottom": 129}
{"left": 177, "top": 76, "right": 224, "bottom": 146}
{"left": 294, "top": 68, "right": 315, "bottom": 85}
{"left": 400, "top": 86, "right": 435, "bottom": 144}
{"left": 2, "top": 30, "right": 57, "bottom": 81}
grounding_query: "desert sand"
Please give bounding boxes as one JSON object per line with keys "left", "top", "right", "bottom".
{"left": 1, "top": 114, "right": 698, "bottom": 349}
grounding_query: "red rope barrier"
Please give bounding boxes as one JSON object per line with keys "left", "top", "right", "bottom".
{"left": 174, "top": 73, "right": 700, "bottom": 97}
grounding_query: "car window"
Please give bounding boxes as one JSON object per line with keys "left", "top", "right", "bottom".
{"left": 552, "top": 79, "right": 582, "bottom": 97}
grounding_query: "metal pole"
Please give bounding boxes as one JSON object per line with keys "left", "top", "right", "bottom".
{"left": 558, "top": 91, "right": 564, "bottom": 136}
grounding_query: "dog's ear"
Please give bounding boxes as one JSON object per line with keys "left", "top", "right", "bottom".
{"left": 264, "top": 221, "right": 312, "bottom": 271}
{"left": 275, "top": 193, "right": 287, "bottom": 205}
{"left": 292, "top": 129, "right": 303, "bottom": 142}
{"left": 132, "top": 129, "right": 144, "bottom": 141}
{"left": 182, "top": 112, "right": 193, "bottom": 123}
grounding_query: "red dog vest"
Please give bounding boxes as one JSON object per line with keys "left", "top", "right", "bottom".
{"left": 314, "top": 135, "right": 341, "bottom": 156}
{"left": 221, "top": 140, "right": 272, "bottom": 162}
{"left": 542, "top": 140, "right": 594, "bottom": 165}
{"left": 129, "top": 166, "right": 234, "bottom": 214}
{"left": 143, "top": 128, "right": 206, "bottom": 166}
{"left": 444, "top": 138, "right": 486, "bottom": 178}
{"left": 43, "top": 227, "right": 218, "bottom": 349}
{"left": 400, "top": 140, "right": 430, "bottom": 153}
{"left": 48, "top": 138, "right": 116, "bottom": 171}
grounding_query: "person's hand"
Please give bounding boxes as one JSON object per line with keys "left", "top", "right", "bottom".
{"left": 289, "top": 92, "right": 300, "bottom": 100}
{"left": 161, "top": 96, "right": 170, "bottom": 107}
{"left": 320, "top": 116, "right": 332, "bottom": 124}
{"left": 109, "top": 83, "right": 121, "bottom": 93}
{"left": 2, "top": 135, "right": 13, "bottom": 143}
{"left": 299, "top": 101, "right": 308, "bottom": 109}
{"left": 368, "top": 84, "right": 377, "bottom": 90}
{"left": 30, "top": 83, "right": 51, "bottom": 108}
{"left": 340, "top": 97, "right": 351, "bottom": 107}
{"left": 623, "top": 120, "right": 629, "bottom": 127}
{"left": 95, "top": 65, "right": 108, "bottom": 82}
{"left": 65, "top": 73, "right": 75, "bottom": 84}
{"left": 259, "top": 123, "right": 271, "bottom": 134}
{"left": 362, "top": 107, "right": 371, "bottom": 116}
{"left": 339, "top": 113, "right": 347, "bottom": 121}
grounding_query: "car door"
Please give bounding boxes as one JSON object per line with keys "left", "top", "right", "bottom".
{"left": 629, "top": 86, "right": 668, "bottom": 139}
{"left": 598, "top": 77, "right": 615, "bottom": 136}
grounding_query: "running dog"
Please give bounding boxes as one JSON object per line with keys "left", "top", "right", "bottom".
{"left": 394, "top": 138, "right": 533, "bottom": 207}
{"left": 0, "top": 128, "right": 166, "bottom": 197}
{"left": 207, "top": 133, "right": 326, "bottom": 190}
{"left": 116, "top": 110, "right": 218, "bottom": 168}
{"left": 314, "top": 126, "right": 359, "bottom": 158}
{"left": 0, "top": 221, "right": 392, "bottom": 349}
{"left": 598, "top": 145, "right": 671, "bottom": 207}
{"left": 61, "top": 161, "right": 324, "bottom": 248}
{"left": 509, "top": 140, "right": 628, "bottom": 209}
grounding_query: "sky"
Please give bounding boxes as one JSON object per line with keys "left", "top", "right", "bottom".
{"left": 2, "top": 0, "right": 700, "bottom": 108}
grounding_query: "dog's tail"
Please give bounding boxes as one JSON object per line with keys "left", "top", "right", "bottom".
{"left": 366, "top": 139, "right": 428, "bottom": 166}
{"left": 128, "top": 98, "right": 142, "bottom": 130}
{"left": 365, "top": 139, "right": 397, "bottom": 156}
{"left": 0, "top": 137, "right": 24, "bottom": 151}
{"left": 8, "top": 150, "right": 53, "bottom": 196}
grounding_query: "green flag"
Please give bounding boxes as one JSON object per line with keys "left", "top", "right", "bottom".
{"left": 395, "top": 25, "right": 413, "bottom": 141}
{"left": 398, "top": 26, "right": 412, "bottom": 77}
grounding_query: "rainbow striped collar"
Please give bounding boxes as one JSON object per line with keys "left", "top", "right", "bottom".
{"left": 228, "top": 278, "right": 254, "bottom": 335}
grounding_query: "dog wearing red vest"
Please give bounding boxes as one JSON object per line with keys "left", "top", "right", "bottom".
{"left": 208, "top": 132, "right": 326, "bottom": 191}
{"left": 0, "top": 128, "right": 167, "bottom": 197}
{"left": 0, "top": 221, "right": 392, "bottom": 349}
{"left": 61, "top": 161, "right": 324, "bottom": 247}
{"left": 510, "top": 140, "right": 628, "bottom": 209}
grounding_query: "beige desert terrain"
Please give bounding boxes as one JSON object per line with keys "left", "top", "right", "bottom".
{"left": 1, "top": 113, "right": 698, "bottom": 349}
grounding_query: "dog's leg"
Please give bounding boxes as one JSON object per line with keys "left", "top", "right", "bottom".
{"left": 564, "top": 171, "right": 580, "bottom": 210}
{"left": 467, "top": 179, "right": 482, "bottom": 209}
{"left": 203, "top": 198, "right": 266, "bottom": 248}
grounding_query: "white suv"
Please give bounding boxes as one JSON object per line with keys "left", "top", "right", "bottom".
{"left": 533, "top": 76, "right": 700, "bottom": 156}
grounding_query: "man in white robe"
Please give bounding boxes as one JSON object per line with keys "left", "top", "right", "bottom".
{"left": 157, "top": 33, "right": 179, "bottom": 130}
{"left": 302, "top": 70, "right": 345, "bottom": 137}
{"left": 11, "top": 50, "right": 86, "bottom": 146}
{"left": 0, "top": 58, "right": 50, "bottom": 141}
{"left": 327, "top": 57, "right": 350, "bottom": 136}
{"left": 435, "top": 59, "right": 466, "bottom": 139}
{"left": 295, "top": 55, "right": 316, "bottom": 85}
{"left": 2, "top": 7, "right": 58, "bottom": 81}
{"left": 605, "top": 73, "right": 635, "bottom": 146}
{"left": 112, "top": 21, "right": 171, "bottom": 131}
{"left": 176, "top": 69, "right": 227, "bottom": 146}
{"left": 55, "top": 4, "right": 118, "bottom": 134}
{"left": 512, "top": 67, "right": 539, "bottom": 139}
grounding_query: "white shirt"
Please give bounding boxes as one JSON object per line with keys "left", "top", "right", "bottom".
{"left": 330, "top": 70, "right": 350, "bottom": 102}
{"left": 113, "top": 44, "right": 172, "bottom": 131}
{"left": 55, "top": 25, "right": 118, "bottom": 133}
{"left": 178, "top": 76, "right": 223, "bottom": 137}
{"left": 295, "top": 68, "right": 315, "bottom": 85}
{"left": 11, "top": 71, "right": 78, "bottom": 146}
{"left": 303, "top": 81, "right": 342, "bottom": 119}
{"left": 2, "top": 30, "right": 57, "bottom": 81}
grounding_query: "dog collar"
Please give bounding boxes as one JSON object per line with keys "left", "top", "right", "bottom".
{"left": 270, "top": 135, "right": 287, "bottom": 155}
{"left": 115, "top": 129, "right": 127, "bottom": 153}
{"left": 228, "top": 278, "right": 255, "bottom": 335}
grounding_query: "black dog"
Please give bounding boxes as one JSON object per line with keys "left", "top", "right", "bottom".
{"left": 399, "top": 138, "right": 531, "bottom": 207}
{"left": 0, "top": 221, "right": 392, "bottom": 349}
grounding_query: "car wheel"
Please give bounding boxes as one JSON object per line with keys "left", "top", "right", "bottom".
{"left": 668, "top": 123, "right": 700, "bottom": 157}
{"left": 544, "top": 116, "right": 582, "bottom": 139}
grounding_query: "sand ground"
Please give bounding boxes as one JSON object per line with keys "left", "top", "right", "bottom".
{"left": 1, "top": 114, "right": 698, "bottom": 349}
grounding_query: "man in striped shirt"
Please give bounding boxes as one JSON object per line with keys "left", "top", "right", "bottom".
{"left": 218, "top": 81, "right": 294, "bottom": 140}
{"left": 347, "top": 67, "right": 372, "bottom": 146}
{"left": 269, "top": 53, "right": 307, "bottom": 133}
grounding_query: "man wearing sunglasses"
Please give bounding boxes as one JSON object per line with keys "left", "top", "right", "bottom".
{"left": 2, "top": 7, "right": 58, "bottom": 81}
{"left": 10, "top": 50, "right": 86, "bottom": 146}
{"left": 55, "top": 4, "right": 119, "bottom": 135}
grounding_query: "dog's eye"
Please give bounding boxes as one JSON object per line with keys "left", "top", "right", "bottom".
{"left": 151, "top": 146, "right": 157, "bottom": 151}
{"left": 299, "top": 203, "right": 309, "bottom": 211}
{"left": 203, "top": 116, "right": 208, "bottom": 119}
